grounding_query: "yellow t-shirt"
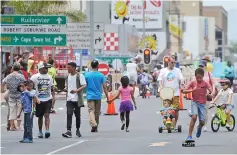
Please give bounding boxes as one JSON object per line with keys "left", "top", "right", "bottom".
{"left": 48, "top": 67, "right": 57, "bottom": 86}
{"left": 206, "top": 62, "right": 214, "bottom": 73}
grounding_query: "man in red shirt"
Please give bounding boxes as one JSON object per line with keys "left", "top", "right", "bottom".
{"left": 183, "top": 68, "right": 212, "bottom": 141}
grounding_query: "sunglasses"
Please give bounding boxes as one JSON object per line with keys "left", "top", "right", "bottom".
{"left": 170, "top": 61, "right": 176, "bottom": 64}
{"left": 220, "top": 83, "right": 226, "bottom": 86}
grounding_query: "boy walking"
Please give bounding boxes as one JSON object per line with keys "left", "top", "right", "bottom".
{"left": 183, "top": 68, "right": 212, "bottom": 140}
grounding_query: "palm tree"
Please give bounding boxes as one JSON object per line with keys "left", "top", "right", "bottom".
{"left": 5, "top": 1, "right": 86, "bottom": 22}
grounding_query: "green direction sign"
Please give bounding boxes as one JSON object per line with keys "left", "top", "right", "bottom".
{"left": 1, "top": 34, "right": 66, "bottom": 46}
{"left": 96, "top": 57, "right": 131, "bottom": 64}
{"left": 1, "top": 15, "right": 66, "bottom": 25}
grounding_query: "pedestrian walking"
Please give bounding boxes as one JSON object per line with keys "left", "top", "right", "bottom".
{"left": 158, "top": 56, "right": 184, "bottom": 131}
{"left": 3, "top": 62, "right": 25, "bottom": 131}
{"left": 126, "top": 59, "right": 138, "bottom": 87}
{"left": 224, "top": 61, "right": 235, "bottom": 87}
{"left": 183, "top": 68, "right": 212, "bottom": 141}
{"left": 108, "top": 76, "right": 137, "bottom": 132}
{"left": 85, "top": 60, "right": 109, "bottom": 132}
{"left": 17, "top": 80, "right": 39, "bottom": 143}
{"left": 30, "top": 62, "right": 54, "bottom": 138}
{"left": 62, "top": 62, "right": 86, "bottom": 138}
{"left": 199, "top": 60, "right": 216, "bottom": 132}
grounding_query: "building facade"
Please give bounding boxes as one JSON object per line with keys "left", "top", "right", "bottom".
{"left": 203, "top": 6, "right": 228, "bottom": 60}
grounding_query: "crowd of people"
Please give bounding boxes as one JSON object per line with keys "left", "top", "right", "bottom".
{"left": 1, "top": 52, "right": 236, "bottom": 144}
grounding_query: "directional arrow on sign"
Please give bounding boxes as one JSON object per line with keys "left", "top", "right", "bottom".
{"left": 56, "top": 17, "right": 63, "bottom": 24}
{"left": 54, "top": 36, "right": 62, "bottom": 44}
{"left": 95, "top": 37, "right": 102, "bottom": 44}
{"left": 13, "top": 36, "right": 19, "bottom": 42}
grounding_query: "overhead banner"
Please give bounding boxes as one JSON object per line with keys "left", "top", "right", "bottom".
{"left": 169, "top": 15, "right": 182, "bottom": 38}
{"left": 138, "top": 32, "right": 166, "bottom": 60}
{"left": 111, "top": 0, "right": 163, "bottom": 29}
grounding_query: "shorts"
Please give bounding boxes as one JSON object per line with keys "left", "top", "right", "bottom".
{"left": 36, "top": 99, "right": 52, "bottom": 117}
{"left": 163, "top": 114, "right": 174, "bottom": 120}
{"left": 226, "top": 104, "right": 234, "bottom": 111}
{"left": 129, "top": 74, "right": 137, "bottom": 84}
{"left": 8, "top": 97, "right": 22, "bottom": 120}
{"left": 171, "top": 96, "right": 180, "bottom": 110}
{"left": 191, "top": 101, "right": 206, "bottom": 121}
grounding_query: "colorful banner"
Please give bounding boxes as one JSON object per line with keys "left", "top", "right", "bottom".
{"left": 111, "top": 0, "right": 163, "bottom": 29}
{"left": 169, "top": 15, "right": 182, "bottom": 38}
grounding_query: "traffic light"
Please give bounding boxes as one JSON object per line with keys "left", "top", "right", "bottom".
{"left": 163, "top": 56, "right": 169, "bottom": 67}
{"left": 143, "top": 49, "right": 151, "bottom": 65}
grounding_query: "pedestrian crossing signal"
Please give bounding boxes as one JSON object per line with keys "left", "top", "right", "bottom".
{"left": 143, "top": 49, "right": 151, "bottom": 65}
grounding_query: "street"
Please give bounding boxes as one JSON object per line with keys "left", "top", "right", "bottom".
{"left": 1, "top": 96, "right": 237, "bottom": 154}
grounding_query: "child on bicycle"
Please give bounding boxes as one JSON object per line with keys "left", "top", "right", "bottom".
{"left": 108, "top": 76, "right": 137, "bottom": 132}
{"left": 183, "top": 68, "right": 212, "bottom": 140}
{"left": 160, "top": 100, "right": 176, "bottom": 126}
{"left": 210, "top": 79, "right": 234, "bottom": 128}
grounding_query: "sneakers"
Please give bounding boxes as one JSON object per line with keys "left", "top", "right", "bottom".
{"left": 62, "top": 131, "right": 72, "bottom": 138}
{"left": 121, "top": 123, "right": 125, "bottom": 130}
{"left": 203, "top": 126, "right": 208, "bottom": 132}
{"left": 19, "top": 138, "right": 33, "bottom": 143}
{"left": 196, "top": 126, "right": 202, "bottom": 138}
{"left": 126, "top": 127, "right": 129, "bottom": 132}
{"left": 226, "top": 123, "right": 231, "bottom": 128}
{"left": 45, "top": 131, "right": 51, "bottom": 138}
{"left": 38, "top": 132, "right": 43, "bottom": 138}
{"left": 91, "top": 126, "right": 98, "bottom": 132}
{"left": 186, "top": 136, "right": 192, "bottom": 141}
{"left": 76, "top": 129, "right": 82, "bottom": 137}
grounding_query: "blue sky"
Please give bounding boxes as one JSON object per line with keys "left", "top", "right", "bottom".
{"left": 203, "top": 0, "right": 237, "bottom": 43}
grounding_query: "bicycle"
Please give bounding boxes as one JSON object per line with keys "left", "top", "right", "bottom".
{"left": 209, "top": 104, "right": 235, "bottom": 132}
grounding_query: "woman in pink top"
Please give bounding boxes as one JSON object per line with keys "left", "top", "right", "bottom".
{"left": 199, "top": 60, "right": 216, "bottom": 132}
{"left": 108, "top": 76, "right": 137, "bottom": 132}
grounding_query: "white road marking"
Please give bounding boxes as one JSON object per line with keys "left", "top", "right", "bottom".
{"left": 45, "top": 140, "right": 87, "bottom": 155}
{"left": 149, "top": 142, "right": 171, "bottom": 147}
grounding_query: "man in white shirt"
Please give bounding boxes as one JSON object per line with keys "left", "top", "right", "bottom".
{"left": 126, "top": 59, "right": 138, "bottom": 86}
{"left": 158, "top": 56, "right": 184, "bottom": 130}
{"left": 62, "top": 62, "right": 86, "bottom": 138}
{"left": 31, "top": 62, "right": 54, "bottom": 138}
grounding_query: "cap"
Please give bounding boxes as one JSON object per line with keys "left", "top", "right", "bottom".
{"left": 202, "top": 56, "right": 211, "bottom": 62}
{"left": 13, "top": 62, "right": 21, "bottom": 69}
{"left": 37, "top": 62, "right": 51, "bottom": 70}
{"left": 199, "top": 60, "right": 207, "bottom": 67}
{"left": 135, "top": 55, "right": 142, "bottom": 60}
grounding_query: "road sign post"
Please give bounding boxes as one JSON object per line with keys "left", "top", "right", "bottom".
{"left": 0, "top": 15, "right": 66, "bottom": 25}
{"left": 0, "top": 15, "right": 67, "bottom": 46}
{"left": 98, "top": 63, "right": 109, "bottom": 76}
{"left": 1, "top": 34, "right": 66, "bottom": 46}
{"left": 66, "top": 22, "right": 104, "bottom": 50}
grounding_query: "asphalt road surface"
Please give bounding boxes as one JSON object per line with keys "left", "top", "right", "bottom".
{"left": 1, "top": 96, "right": 237, "bottom": 154}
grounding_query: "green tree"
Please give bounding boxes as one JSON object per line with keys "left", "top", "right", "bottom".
{"left": 230, "top": 41, "right": 237, "bottom": 53}
{"left": 5, "top": 1, "right": 86, "bottom": 22}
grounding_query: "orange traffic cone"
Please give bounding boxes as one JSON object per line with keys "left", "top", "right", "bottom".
{"left": 179, "top": 90, "right": 184, "bottom": 110}
{"left": 104, "top": 93, "right": 118, "bottom": 115}
{"left": 187, "top": 92, "right": 192, "bottom": 100}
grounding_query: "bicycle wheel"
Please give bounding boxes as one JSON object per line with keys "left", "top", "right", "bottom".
{"left": 211, "top": 115, "right": 220, "bottom": 132}
{"left": 227, "top": 115, "right": 235, "bottom": 131}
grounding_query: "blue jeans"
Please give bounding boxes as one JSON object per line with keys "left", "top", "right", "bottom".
{"left": 191, "top": 101, "right": 206, "bottom": 121}
{"left": 23, "top": 112, "right": 33, "bottom": 140}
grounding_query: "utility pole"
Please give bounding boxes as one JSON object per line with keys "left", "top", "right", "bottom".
{"left": 142, "top": 0, "right": 145, "bottom": 39}
{"left": 90, "top": 0, "right": 94, "bottom": 60}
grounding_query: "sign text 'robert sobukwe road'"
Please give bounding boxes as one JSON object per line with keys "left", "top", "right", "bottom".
{"left": 1, "top": 26, "right": 66, "bottom": 34}
{"left": 0, "top": 15, "right": 66, "bottom": 25}
{"left": 1, "top": 34, "right": 66, "bottom": 46}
